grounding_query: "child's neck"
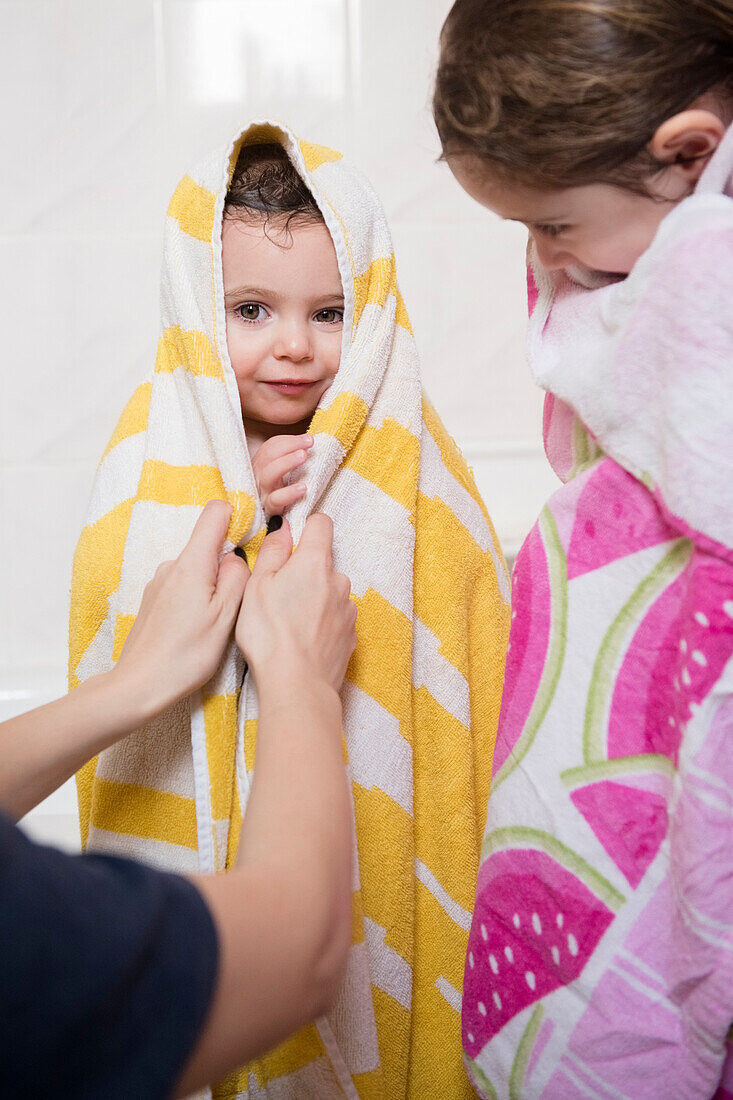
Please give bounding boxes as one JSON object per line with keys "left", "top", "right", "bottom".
{"left": 244, "top": 415, "right": 311, "bottom": 460}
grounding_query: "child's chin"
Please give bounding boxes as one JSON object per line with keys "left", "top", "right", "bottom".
{"left": 266, "top": 407, "right": 318, "bottom": 427}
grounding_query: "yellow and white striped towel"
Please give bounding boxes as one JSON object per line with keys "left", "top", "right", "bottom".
{"left": 69, "top": 120, "right": 510, "bottom": 1099}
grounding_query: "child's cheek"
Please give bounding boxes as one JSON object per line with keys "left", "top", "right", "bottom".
{"left": 227, "top": 329, "right": 261, "bottom": 383}
{"left": 325, "top": 330, "right": 343, "bottom": 381}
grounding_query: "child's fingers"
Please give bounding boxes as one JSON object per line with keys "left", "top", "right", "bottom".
{"left": 254, "top": 433, "right": 313, "bottom": 469}
{"left": 263, "top": 483, "right": 307, "bottom": 517}
{"left": 259, "top": 449, "right": 310, "bottom": 494}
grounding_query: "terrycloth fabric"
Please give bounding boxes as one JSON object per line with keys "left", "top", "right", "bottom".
{"left": 463, "top": 130, "right": 733, "bottom": 1098}
{"left": 68, "top": 120, "right": 510, "bottom": 1100}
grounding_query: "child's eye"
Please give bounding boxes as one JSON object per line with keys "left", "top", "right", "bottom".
{"left": 314, "top": 308, "right": 344, "bottom": 325}
{"left": 535, "top": 224, "right": 568, "bottom": 239}
{"left": 236, "top": 302, "right": 268, "bottom": 323}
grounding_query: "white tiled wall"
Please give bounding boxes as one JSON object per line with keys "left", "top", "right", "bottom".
{"left": 1, "top": 0, "right": 558, "bottom": 848}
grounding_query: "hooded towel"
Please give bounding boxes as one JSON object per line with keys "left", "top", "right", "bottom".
{"left": 69, "top": 120, "right": 510, "bottom": 1099}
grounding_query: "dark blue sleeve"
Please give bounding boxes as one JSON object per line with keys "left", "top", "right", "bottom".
{"left": 0, "top": 813, "right": 219, "bottom": 1100}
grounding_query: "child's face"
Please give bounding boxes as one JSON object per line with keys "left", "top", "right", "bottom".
{"left": 222, "top": 215, "right": 344, "bottom": 438}
{"left": 448, "top": 156, "right": 690, "bottom": 278}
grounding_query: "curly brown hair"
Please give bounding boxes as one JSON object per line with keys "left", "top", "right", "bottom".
{"left": 224, "top": 142, "right": 323, "bottom": 230}
{"left": 433, "top": 0, "right": 733, "bottom": 192}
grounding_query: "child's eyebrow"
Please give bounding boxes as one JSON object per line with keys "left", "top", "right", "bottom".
{"left": 224, "top": 285, "right": 275, "bottom": 303}
{"left": 224, "top": 285, "right": 345, "bottom": 305}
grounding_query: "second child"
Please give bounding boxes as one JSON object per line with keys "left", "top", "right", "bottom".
{"left": 435, "top": 2, "right": 733, "bottom": 1097}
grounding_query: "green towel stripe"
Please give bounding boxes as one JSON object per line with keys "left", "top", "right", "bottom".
{"left": 561, "top": 753, "right": 676, "bottom": 787}
{"left": 464, "top": 1055, "right": 499, "bottom": 1100}
{"left": 509, "top": 1005, "right": 544, "bottom": 1100}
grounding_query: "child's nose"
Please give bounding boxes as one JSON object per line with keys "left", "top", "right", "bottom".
{"left": 533, "top": 235, "right": 573, "bottom": 271}
{"left": 272, "top": 322, "right": 313, "bottom": 362}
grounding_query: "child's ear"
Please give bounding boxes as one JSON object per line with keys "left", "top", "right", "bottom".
{"left": 649, "top": 108, "right": 726, "bottom": 182}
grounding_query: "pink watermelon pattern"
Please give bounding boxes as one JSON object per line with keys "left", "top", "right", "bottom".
{"left": 674, "top": 554, "right": 733, "bottom": 714}
{"left": 569, "top": 781, "right": 668, "bottom": 888}
{"left": 491, "top": 523, "right": 550, "bottom": 779}
{"left": 491, "top": 508, "right": 567, "bottom": 790}
{"left": 583, "top": 538, "right": 692, "bottom": 766}
{"left": 465, "top": 446, "right": 733, "bottom": 1094}
{"left": 542, "top": 395, "right": 603, "bottom": 486}
{"left": 581, "top": 543, "right": 733, "bottom": 779}
{"left": 604, "top": 567, "right": 689, "bottom": 764}
{"left": 601, "top": 549, "right": 733, "bottom": 771}
{"left": 542, "top": 394, "right": 577, "bottom": 484}
{"left": 463, "top": 837, "right": 620, "bottom": 1060}
{"left": 490, "top": 524, "right": 548, "bottom": 778}
{"left": 566, "top": 459, "right": 674, "bottom": 580}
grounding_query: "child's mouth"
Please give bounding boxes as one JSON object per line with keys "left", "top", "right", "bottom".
{"left": 264, "top": 380, "right": 319, "bottom": 395}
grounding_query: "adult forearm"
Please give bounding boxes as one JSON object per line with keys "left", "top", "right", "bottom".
{"left": 240, "top": 668, "right": 349, "bottom": 863}
{"left": 176, "top": 665, "right": 352, "bottom": 1097}
{"left": 239, "top": 664, "right": 352, "bottom": 990}
{"left": 0, "top": 501, "right": 247, "bottom": 821}
{"left": 0, "top": 668, "right": 154, "bottom": 821}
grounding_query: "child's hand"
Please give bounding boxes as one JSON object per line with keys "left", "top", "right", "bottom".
{"left": 252, "top": 434, "right": 313, "bottom": 518}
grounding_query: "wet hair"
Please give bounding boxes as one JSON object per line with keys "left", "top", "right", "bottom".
{"left": 224, "top": 142, "right": 324, "bottom": 232}
{"left": 433, "top": 0, "right": 733, "bottom": 193}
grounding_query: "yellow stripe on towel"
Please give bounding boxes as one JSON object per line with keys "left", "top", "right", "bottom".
{"left": 347, "top": 591, "right": 413, "bottom": 728}
{"left": 353, "top": 256, "right": 412, "bottom": 333}
{"left": 155, "top": 325, "right": 224, "bottom": 379}
{"left": 101, "top": 382, "right": 152, "bottom": 460}
{"left": 91, "top": 778, "right": 198, "bottom": 849}
{"left": 310, "top": 391, "right": 369, "bottom": 451}
{"left": 112, "top": 613, "right": 136, "bottom": 663}
{"left": 167, "top": 174, "right": 216, "bottom": 242}
{"left": 68, "top": 498, "right": 135, "bottom": 686}
{"left": 203, "top": 693, "right": 239, "bottom": 822}
{"left": 299, "top": 139, "right": 342, "bottom": 171}
{"left": 346, "top": 419, "right": 420, "bottom": 514}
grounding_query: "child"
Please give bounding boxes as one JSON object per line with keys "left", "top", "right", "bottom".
{"left": 68, "top": 122, "right": 510, "bottom": 1099}
{"left": 221, "top": 143, "right": 339, "bottom": 516}
{"left": 433, "top": 2, "right": 733, "bottom": 1097}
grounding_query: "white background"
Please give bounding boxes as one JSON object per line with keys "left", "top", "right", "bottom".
{"left": 0, "top": 0, "right": 559, "bottom": 849}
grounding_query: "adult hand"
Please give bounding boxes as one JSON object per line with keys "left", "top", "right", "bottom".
{"left": 235, "top": 514, "right": 357, "bottom": 694}
{"left": 0, "top": 501, "right": 249, "bottom": 821}
{"left": 116, "top": 500, "right": 249, "bottom": 715}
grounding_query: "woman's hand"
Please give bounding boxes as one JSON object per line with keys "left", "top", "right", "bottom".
{"left": 115, "top": 500, "right": 249, "bottom": 716}
{"left": 251, "top": 433, "right": 313, "bottom": 518}
{"left": 235, "top": 514, "right": 357, "bottom": 694}
{"left": 0, "top": 501, "right": 248, "bottom": 821}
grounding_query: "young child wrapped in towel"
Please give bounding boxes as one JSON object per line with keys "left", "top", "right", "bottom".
{"left": 68, "top": 121, "right": 511, "bottom": 1099}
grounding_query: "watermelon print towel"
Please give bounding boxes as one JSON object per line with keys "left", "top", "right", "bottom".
{"left": 463, "top": 128, "right": 733, "bottom": 1099}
